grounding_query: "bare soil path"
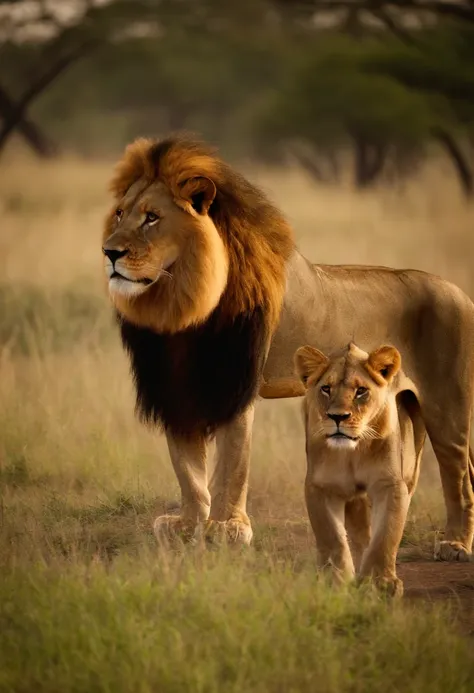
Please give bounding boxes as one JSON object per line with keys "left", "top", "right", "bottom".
{"left": 398, "top": 561, "right": 474, "bottom": 636}
{"left": 255, "top": 520, "right": 474, "bottom": 636}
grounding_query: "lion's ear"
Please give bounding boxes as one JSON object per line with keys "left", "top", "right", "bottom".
{"left": 294, "top": 345, "right": 329, "bottom": 387}
{"left": 367, "top": 345, "right": 401, "bottom": 383}
{"left": 178, "top": 176, "right": 216, "bottom": 215}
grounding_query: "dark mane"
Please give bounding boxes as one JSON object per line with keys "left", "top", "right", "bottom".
{"left": 119, "top": 306, "right": 268, "bottom": 439}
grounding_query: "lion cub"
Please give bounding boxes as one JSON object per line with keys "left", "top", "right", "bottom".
{"left": 295, "top": 342, "right": 425, "bottom": 597}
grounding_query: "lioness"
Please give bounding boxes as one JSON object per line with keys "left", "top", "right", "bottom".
{"left": 103, "top": 135, "right": 474, "bottom": 559}
{"left": 295, "top": 342, "right": 426, "bottom": 597}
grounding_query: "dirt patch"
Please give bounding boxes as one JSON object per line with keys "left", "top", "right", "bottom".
{"left": 255, "top": 521, "right": 474, "bottom": 636}
{"left": 398, "top": 562, "right": 474, "bottom": 636}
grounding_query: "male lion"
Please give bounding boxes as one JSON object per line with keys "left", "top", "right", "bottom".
{"left": 295, "top": 342, "right": 425, "bottom": 597}
{"left": 102, "top": 135, "right": 474, "bottom": 559}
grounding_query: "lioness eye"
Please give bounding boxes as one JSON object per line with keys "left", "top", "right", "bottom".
{"left": 356, "top": 387, "right": 368, "bottom": 398}
{"left": 115, "top": 208, "right": 123, "bottom": 219}
{"left": 145, "top": 211, "right": 159, "bottom": 224}
{"left": 321, "top": 385, "right": 331, "bottom": 396}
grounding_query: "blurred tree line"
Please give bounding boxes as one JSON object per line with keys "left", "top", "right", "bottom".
{"left": 1, "top": 0, "right": 474, "bottom": 193}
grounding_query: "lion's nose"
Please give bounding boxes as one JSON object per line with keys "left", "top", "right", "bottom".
{"left": 327, "top": 412, "right": 351, "bottom": 426}
{"left": 102, "top": 247, "right": 128, "bottom": 264}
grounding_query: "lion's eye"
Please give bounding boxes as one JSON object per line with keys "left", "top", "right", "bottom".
{"left": 355, "top": 387, "right": 368, "bottom": 398}
{"left": 115, "top": 208, "right": 123, "bottom": 219}
{"left": 321, "top": 385, "right": 331, "bottom": 396}
{"left": 145, "top": 211, "right": 159, "bottom": 224}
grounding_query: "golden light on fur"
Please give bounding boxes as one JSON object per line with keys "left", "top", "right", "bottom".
{"left": 296, "top": 342, "right": 403, "bottom": 449}
{"left": 103, "top": 136, "right": 294, "bottom": 334}
{"left": 299, "top": 342, "right": 425, "bottom": 596}
{"left": 294, "top": 345, "right": 329, "bottom": 386}
{"left": 366, "top": 345, "right": 401, "bottom": 385}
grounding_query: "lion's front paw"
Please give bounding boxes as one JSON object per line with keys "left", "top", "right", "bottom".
{"left": 434, "top": 539, "right": 471, "bottom": 562}
{"left": 357, "top": 572, "right": 404, "bottom": 598}
{"left": 374, "top": 576, "right": 404, "bottom": 598}
{"left": 153, "top": 515, "right": 197, "bottom": 546}
{"left": 197, "top": 519, "right": 253, "bottom": 547}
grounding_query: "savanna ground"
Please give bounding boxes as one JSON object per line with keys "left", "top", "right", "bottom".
{"left": 1, "top": 152, "right": 474, "bottom": 692}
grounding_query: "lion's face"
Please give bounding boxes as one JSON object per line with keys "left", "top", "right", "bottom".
{"left": 102, "top": 174, "right": 229, "bottom": 332}
{"left": 103, "top": 180, "right": 182, "bottom": 297}
{"left": 295, "top": 343, "right": 401, "bottom": 451}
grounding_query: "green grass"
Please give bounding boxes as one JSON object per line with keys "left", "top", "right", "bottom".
{"left": 0, "top": 556, "right": 472, "bottom": 693}
{"left": 0, "top": 474, "right": 467, "bottom": 693}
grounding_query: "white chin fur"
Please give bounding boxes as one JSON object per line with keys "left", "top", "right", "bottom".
{"left": 109, "top": 276, "right": 149, "bottom": 298}
{"left": 326, "top": 437, "right": 358, "bottom": 451}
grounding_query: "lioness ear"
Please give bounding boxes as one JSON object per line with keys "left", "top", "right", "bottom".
{"left": 294, "top": 345, "right": 329, "bottom": 387}
{"left": 367, "top": 345, "right": 401, "bottom": 383}
{"left": 179, "top": 176, "right": 216, "bottom": 215}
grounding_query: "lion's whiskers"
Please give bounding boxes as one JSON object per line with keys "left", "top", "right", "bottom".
{"left": 310, "top": 422, "right": 326, "bottom": 440}
{"left": 360, "top": 425, "right": 383, "bottom": 441}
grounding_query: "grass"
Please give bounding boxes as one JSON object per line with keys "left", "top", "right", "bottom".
{"left": 0, "top": 282, "right": 113, "bottom": 355}
{"left": 1, "top": 556, "right": 473, "bottom": 693}
{"left": 0, "top": 152, "right": 473, "bottom": 691}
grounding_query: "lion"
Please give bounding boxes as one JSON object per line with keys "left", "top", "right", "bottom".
{"left": 295, "top": 342, "right": 426, "bottom": 596}
{"left": 102, "top": 135, "right": 474, "bottom": 558}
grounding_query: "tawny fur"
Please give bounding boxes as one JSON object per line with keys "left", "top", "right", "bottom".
{"left": 296, "top": 342, "right": 425, "bottom": 596}
{"left": 104, "top": 136, "right": 294, "bottom": 334}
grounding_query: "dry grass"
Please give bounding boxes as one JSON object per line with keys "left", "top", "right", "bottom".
{"left": 1, "top": 154, "right": 473, "bottom": 691}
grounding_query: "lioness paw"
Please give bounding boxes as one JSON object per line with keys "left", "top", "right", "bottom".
{"left": 357, "top": 574, "right": 404, "bottom": 598}
{"left": 374, "top": 576, "right": 404, "bottom": 599}
{"left": 153, "top": 515, "right": 197, "bottom": 546}
{"left": 434, "top": 539, "right": 472, "bottom": 563}
{"left": 196, "top": 519, "right": 253, "bottom": 547}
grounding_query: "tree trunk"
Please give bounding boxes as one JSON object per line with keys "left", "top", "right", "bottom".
{"left": 0, "top": 85, "right": 56, "bottom": 157}
{"left": 0, "top": 40, "right": 98, "bottom": 159}
{"left": 290, "top": 145, "right": 339, "bottom": 184}
{"left": 352, "top": 134, "right": 387, "bottom": 188}
{"left": 432, "top": 127, "right": 473, "bottom": 197}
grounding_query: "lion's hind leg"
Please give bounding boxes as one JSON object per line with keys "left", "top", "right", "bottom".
{"left": 428, "top": 420, "right": 474, "bottom": 562}
{"left": 433, "top": 449, "right": 474, "bottom": 562}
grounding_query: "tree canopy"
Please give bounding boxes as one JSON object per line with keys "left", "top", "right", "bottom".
{"left": 1, "top": 0, "right": 473, "bottom": 193}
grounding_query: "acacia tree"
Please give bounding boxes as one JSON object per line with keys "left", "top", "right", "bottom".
{"left": 257, "top": 37, "right": 433, "bottom": 187}
{"left": 263, "top": 1, "right": 474, "bottom": 194}
{"left": 367, "top": 25, "right": 474, "bottom": 194}
{"left": 0, "top": 0, "right": 274, "bottom": 158}
{"left": 272, "top": 0, "right": 474, "bottom": 27}
{"left": 0, "top": 0, "right": 159, "bottom": 157}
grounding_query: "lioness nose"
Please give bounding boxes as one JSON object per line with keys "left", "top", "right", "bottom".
{"left": 102, "top": 247, "right": 128, "bottom": 264}
{"left": 327, "top": 412, "right": 351, "bottom": 426}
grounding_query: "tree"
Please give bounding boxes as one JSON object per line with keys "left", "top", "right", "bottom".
{"left": 366, "top": 24, "right": 474, "bottom": 193}
{"left": 271, "top": 1, "right": 474, "bottom": 26}
{"left": 257, "top": 36, "right": 434, "bottom": 187}
{"left": 257, "top": 12, "right": 474, "bottom": 194}
{"left": 0, "top": 0, "right": 159, "bottom": 158}
{"left": 0, "top": 0, "right": 277, "bottom": 158}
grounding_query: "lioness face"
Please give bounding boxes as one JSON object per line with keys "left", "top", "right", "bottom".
{"left": 295, "top": 343, "right": 401, "bottom": 451}
{"left": 102, "top": 175, "right": 229, "bottom": 332}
